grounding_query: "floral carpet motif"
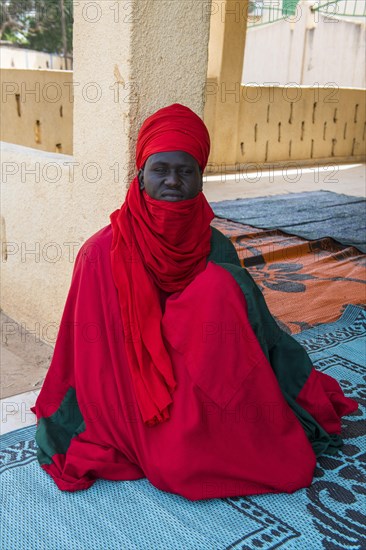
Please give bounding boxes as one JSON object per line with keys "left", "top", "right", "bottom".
{"left": 212, "top": 218, "right": 365, "bottom": 334}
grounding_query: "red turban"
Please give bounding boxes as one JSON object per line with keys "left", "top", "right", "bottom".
{"left": 135, "top": 103, "right": 210, "bottom": 171}
{"left": 110, "top": 104, "right": 214, "bottom": 426}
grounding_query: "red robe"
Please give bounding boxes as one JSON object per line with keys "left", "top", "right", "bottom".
{"left": 32, "top": 225, "right": 357, "bottom": 499}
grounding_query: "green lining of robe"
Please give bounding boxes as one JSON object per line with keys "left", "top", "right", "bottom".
{"left": 36, "top": 387, "right": 86, "bottom": 465}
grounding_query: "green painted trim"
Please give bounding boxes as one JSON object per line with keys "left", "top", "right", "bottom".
{"left": 312, "top": 0, "right": 365, "bottom": 16}
{"left": 282, "top": 0, "right": 300, "bottom": 16}
{"left": 36, "top": 387, "right": 86, "bottom": 465}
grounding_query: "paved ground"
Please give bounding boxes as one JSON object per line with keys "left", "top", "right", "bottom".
{"left": 1, "top": 163, "right": 365, "bottom": 431}
{"left": 203, "top": 162, "right": 365, "bottom": 201}
{"left": 1, "top": 311, "right": 53, "bottom": 399}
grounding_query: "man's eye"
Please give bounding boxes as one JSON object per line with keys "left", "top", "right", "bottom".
{"left": 154, "top": 167, "right": 166, "bottom": 173}
{"left": 181, "top": 169, "right": 193, "bottom": 175}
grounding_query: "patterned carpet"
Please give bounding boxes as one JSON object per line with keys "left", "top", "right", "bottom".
{"left": 213, "top": 217, "right": 366, "bottom": 334}
{"left": 1, "top": 306, "right": 365, "bottom": 550}
{"left": 211, "top": 191, "right": 366, "bottom": 253}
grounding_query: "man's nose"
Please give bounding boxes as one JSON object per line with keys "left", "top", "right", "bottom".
{"left": 164, "top": 170, "right": 181, "bottom": 187}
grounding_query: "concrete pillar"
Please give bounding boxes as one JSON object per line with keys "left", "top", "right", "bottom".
{"left": 73, "top": 0, "right": 212, "bottom": 232}
{"left": 205, "top": 0, "right": 249, "bottom": 167}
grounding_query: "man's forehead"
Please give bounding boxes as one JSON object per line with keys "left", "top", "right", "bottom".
{"left": 146, "top": 151, "right": 199, "bottom": 167}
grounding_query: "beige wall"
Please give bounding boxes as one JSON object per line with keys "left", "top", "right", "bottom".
{"left": 303, "top": 13, "right": 365, "bottom": 88}
{"left": 204, "top": 81, "right": 366, "bottom": 168}
{"left": 1, "top": 0, "right": 212, "bottom": 330}
{"left": 243, "top": 3, "right": 366, "bottom": 88}
{"left": 1, "top": 69, "right": 73, "bottom": 154}
{"left": 1, "top": 143, "right": 80, "bottom": 330}
{"left": 0, "top": 45, "right": 70, "bottom": 70}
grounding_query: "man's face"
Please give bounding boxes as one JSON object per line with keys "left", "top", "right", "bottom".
{"left": 138, "top": 151, "right": 203, "bottom": 201}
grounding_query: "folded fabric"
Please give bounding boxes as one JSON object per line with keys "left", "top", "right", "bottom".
{"left": 32, "top": 227, "right": 357, "bottom": 499}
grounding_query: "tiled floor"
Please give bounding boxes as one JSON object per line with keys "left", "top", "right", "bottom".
{"left": 0, "top": 390, "right": 39, "bottom": 435}
{"left": 2, "top": 162, "right": 365, "bottom": 436}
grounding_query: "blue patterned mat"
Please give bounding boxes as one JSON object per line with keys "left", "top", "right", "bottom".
{"left": 1, "top": 305, "right": 365, "bottom": 550}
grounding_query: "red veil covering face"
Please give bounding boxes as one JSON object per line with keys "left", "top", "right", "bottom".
{"left": 109, "top": 104, "right": 215, "bottom": 426}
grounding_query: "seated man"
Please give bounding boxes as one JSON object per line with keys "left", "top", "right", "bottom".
{"left": 32, "top": 104, "right": 357, "bottom": 499}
